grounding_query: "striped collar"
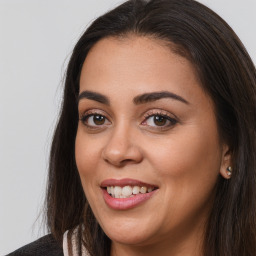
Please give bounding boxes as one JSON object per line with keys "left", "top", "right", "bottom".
{"left": 63, "top": 228, "right": 90, "bottom": 256}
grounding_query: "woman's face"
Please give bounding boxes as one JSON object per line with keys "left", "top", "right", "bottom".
{"left": 75, "top": 36, "right": 230, "bottom": 249}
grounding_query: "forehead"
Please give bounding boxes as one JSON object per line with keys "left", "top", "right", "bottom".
{"left": 79, "top": 36, "right": 209, "bottom": 109}
{"left": 82, "top": 36, "right": 193, "bottom": 74}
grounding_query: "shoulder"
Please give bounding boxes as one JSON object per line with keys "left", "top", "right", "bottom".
{"left": 6, "top": 234, "right": 64, "bottom": 256}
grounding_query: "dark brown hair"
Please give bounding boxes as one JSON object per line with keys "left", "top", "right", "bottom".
{"left": 46, "top": 0, "right": 256, "bottom": 255}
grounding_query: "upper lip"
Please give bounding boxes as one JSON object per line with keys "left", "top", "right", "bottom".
{"left": 100, "top": 178, "right": 158, "bottom": 188}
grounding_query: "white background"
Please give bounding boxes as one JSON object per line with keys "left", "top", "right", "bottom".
{"left": 0, "top": 0, "right": 255, "bottom": 254}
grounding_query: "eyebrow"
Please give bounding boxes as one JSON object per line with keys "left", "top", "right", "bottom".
{"left": 133, "top": 91, "right": 189, "bottom": 105}
{"left": 78, "top": 90, "right": 189, "bottom": 106}
{"left": 78, "top": 91, "right": 110, "bottom": 105}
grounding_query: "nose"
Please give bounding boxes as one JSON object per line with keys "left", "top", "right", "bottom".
{"left": 102, "top": 125, "right": 143, "bottom": 167}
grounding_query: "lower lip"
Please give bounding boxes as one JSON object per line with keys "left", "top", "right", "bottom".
{"left": 102, "top": 189, "right": 157, "bottom": 210}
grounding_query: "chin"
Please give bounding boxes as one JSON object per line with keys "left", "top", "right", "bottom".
{"left": 99, "top": 215, "right": 158, "bottom": 246}
{"left": 106, "top": 229, "right": 153, "bottom": 246}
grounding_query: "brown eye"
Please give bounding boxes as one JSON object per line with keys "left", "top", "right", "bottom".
{"left": 93, "top": 115, "right": 105, "bottom": 125}
{"left": 80, "top": 113, "right": 111, "bottom": 127}
{"left": 153, "top": 115, "right": 167, "bottom": 126}
{"left": 143, "top": 114, "right": 177, "bottom": 128}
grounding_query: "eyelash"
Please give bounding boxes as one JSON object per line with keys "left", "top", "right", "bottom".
{"left": 142, "top": 111, "right": 178, "bottom": 130}
{"left": 79, "top": 110, "right": 178, "bottom": 131}
{"left": 79, "top": 110, "right": 110, "bottom": 130}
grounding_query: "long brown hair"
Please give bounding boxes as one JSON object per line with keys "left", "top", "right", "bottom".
{"left": 46, "top": 0, "right": 256, "bottom": 255}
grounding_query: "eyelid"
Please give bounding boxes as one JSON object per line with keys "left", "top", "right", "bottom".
{"left": 142, "top": 109, "right": 178, "bottom": 120}
{"left": 78, "top": 108, "right": 178, "bottom": 130}
{"left": 140, "top": 109, "right": 179, "bottom": 130}
{"left": 79, "top": 108, "right": 109, "bottom": 119}
{"left": 79, "top": 109, "right": 111, "bottom": 129}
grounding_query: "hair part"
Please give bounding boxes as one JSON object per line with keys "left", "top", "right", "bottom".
{"left": 46, "top": 0, "right": 256, "bottom": 255}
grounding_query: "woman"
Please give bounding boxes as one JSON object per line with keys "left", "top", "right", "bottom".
{"left": 8, "top": 0, "right": 256, "bottom": 255}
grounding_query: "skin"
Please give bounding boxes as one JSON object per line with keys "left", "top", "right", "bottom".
{"left": 75, "top": 36, "right": 231, "bottom": 256}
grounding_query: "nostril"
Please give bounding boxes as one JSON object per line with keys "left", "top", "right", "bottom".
{"left": 104, "top": 158, "right": 140, "bottom": 167}
{"left": 120, "top": 159, "right": 135, "bottom": 164}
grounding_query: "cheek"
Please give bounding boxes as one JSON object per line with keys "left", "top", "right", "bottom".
{"left": 75, "top": 130, "right": 106, "bottom": 216}
{"left": 150, "top": 121, "right": 221, "bottom": 173}
{"left": 145, "top": 123, "right": 222, "bottom": 199}
{"left": 75, "top": 130, "right": 102, "bottom": 187}
{"left": 141, "top": 125, "right": 222, "bottom": 228}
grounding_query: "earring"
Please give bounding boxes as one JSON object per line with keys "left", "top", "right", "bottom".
{"left": 227, "top": 166, "right": 232, "bottom": 177}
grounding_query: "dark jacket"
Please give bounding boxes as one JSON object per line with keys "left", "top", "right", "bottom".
{"left": 6, "top": 234, "right": 64, "bottom": 256}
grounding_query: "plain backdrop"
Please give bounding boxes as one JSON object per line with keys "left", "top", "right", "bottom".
{"left": 0, "top": 0, "right": 255, "bottom": 254}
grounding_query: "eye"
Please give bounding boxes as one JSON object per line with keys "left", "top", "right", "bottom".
{"left": 147, "top": 115, "right": 169, "bottom": 126}
{"left": 80, "top": 113, "right": 111, "bottom": 127}
{"left": 142, "top": 112, "right": 178, "bottom": 129}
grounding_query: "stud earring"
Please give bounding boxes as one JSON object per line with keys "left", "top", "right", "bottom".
{"left": 227, "top": 166, "right": 232, "bottom": 177}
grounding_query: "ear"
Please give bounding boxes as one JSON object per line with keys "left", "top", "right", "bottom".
{"left": 219, "top": 144, "right": 232, "bottom": 179}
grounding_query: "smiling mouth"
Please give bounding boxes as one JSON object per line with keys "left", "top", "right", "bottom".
{"left": 104, "top": 185, "right": 158, "bottom": 199}
{"left": 101, "top": 179, "right": 159, "bottom": 209}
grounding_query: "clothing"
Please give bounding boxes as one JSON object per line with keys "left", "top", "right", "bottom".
{"left": 6, "top": 229, "right": 90, "bottom": 256}
{"left": 63, "top": 229, "right": 89, "bottom": 256}
{"left": 6, "top": 234, "right": 63, "bottom": 256}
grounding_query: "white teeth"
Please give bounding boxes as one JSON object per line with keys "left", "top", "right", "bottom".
{"left": 140, "top": 186, "right": 147, "bottom": 194}
{"left": 106, "top": 185, "right": 155, "bottom": 198}
{"left": 111, "top": 186, "right": 114, "bottom": 195}
{"left": 122, "top": 186, "right": 133, "bottom": 197}
{"left": 114, "top": 186, "right": 122, "bottom": 198}
{"left": 132, "top": 186, "right": 140, "bottom": 195}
